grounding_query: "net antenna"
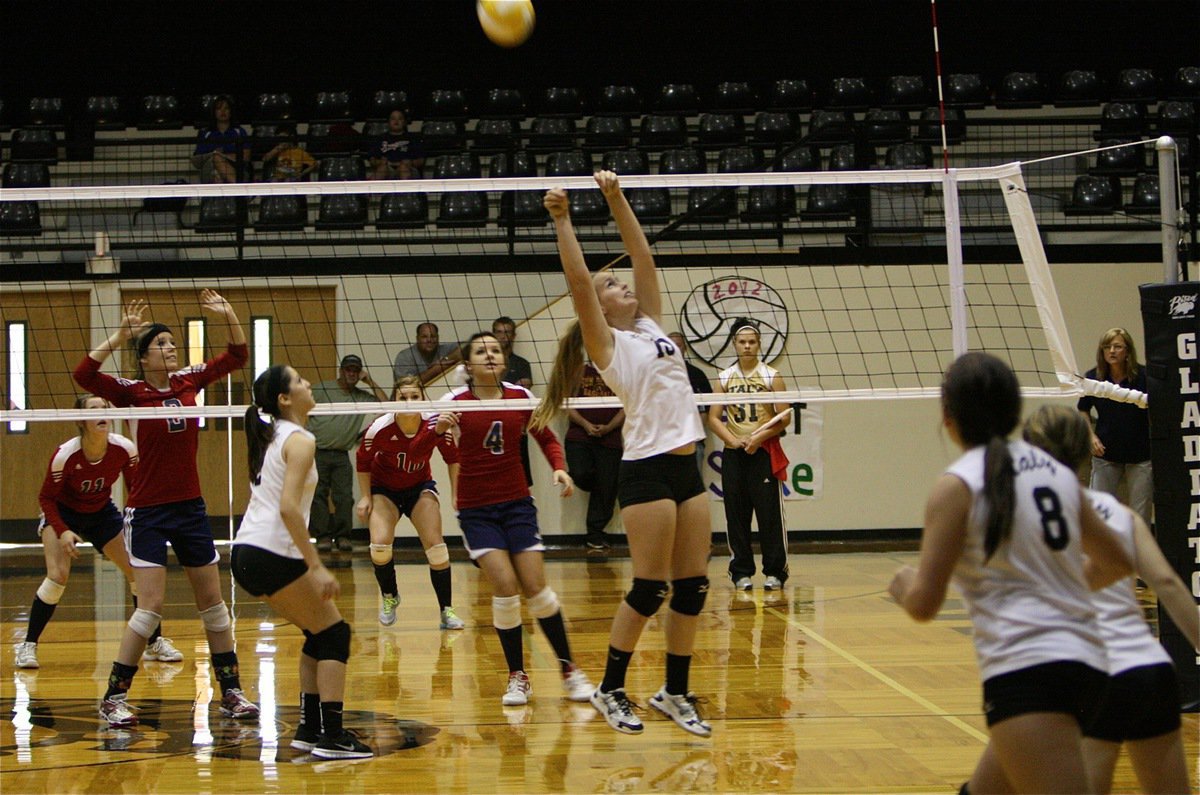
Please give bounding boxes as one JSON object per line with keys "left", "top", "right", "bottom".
{"left": 928, "top": 0, "right": 951, "bottom": 172}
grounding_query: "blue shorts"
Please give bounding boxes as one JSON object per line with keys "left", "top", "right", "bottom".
{"left": 457, "top": 496, "right": 544, "bottom": 560}
{"left": 125, "top": 497, "right": 219, "bottom": 568}
{"left": 372, "top": 481, "right": 438, "bottom": 519}
{"left": 38, "top": 501, "right": 123, "bottom": 553}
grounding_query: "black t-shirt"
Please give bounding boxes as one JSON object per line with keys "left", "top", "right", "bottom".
{"left": 371, "top": 132, "right": 424, "bottom": 165}
{"left": 684, "top": 360, "right": 712, "bottom": 414}
{"left": 1077, "top": 367, "right": 1151, "bottom": 462}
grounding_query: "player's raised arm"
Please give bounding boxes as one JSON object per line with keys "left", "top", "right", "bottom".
{"left": 595, "top": 170, "right": 661, "bottom": 323}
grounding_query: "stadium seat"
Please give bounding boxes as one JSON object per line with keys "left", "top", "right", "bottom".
{"left": 944, "top": 74, "right": 988, "bottom": 109}
{"left": 743, "top": 145, "right": 816, "bottom": 223}
{"left": 687, "top": 146, "right": 758, "bottom": 221}
{"left": 0, "top": 98, "right": 9, "bottom": 133}
{"left": 306, "top": 123, "right": 362, "bottom": 157}
{"left": 545, "top": 150, "right": 593, "bottom": 176}
{"left": 1098, "top": 102, "right": 1148, "bottom": 137}
{"left": 254, "top": 93, "right": 295, "bottom": 124}
{"left": 369, "top": 90, "right": 410, "bottom": 120}
{"left": 473, "top": 118, "right": 519, "bottom": 152}
{"left": 1063, "top": 175, "right": 1120, "bottom": 215}
{"left": 914, "top": 107, "right": 967, "bottom": 145}
{"left": 0, "top": 163, "right": 50, "bottom": 236}
{"left": 1113, "top": 68, "right": 1157, "bottom": 102}
{"left": 638, "top": 114, "right": 688, "bottom": 149}
{"left": 602, "top": 149, "right": 650, "bottom": 175}
{"left": 546, "top": 150, "right": 607, "bottom": 223}
{"left": 428, "top": 89, "right": 468, "bottom": 120}
{"left": 1090, "top": 139, "right": 1144, "bottom": 175}
{"left": 801, "top": 184, "right": 854, "bottom": 220}
{"left": 492, "top": 151, "right": 544, "bottom": 227}
{"left": 807, "top": 110, "right": 854, "bottom": 144}
{"left": 10, "top": 128, "right": 59, "bottom": 163}
{"left": 376, "top": 193, "right": 429, "bottom": 229}
{"left": 312, "top": 91, "right": 353, "bottom": 123}
{"left": 827, "top": 77, "right": 871, "bottom": 111}
{"left": 585, "top": 115, "right": 634, "bottom": 150}
{"left": 539, "top": 86, "right": 583, "bottom": 118}
{"left": 751, "top": 111, "right": 799, "bottom": 145}
{"left": 480, "top": 89, "right": 526, "bottom": 119}
{"left": 421, "top": 119, "right": 466, "bottom": 154}
{"left": 882, "top": 76, "right": 928, "bottom": 110}
{"left": 139, "top": 94, "right": 183, "bottom": 129}
{"left": 1054, "top": 70, "right": 1103, "bottom": 107}
{"left": 864, "top": 109, "right": 910, "bottom": 145}
{"left": 712, "top": 81, "right": 756, "bottom": 114}
{"left": 828, "top": 143, "right": 871, "bottom": 171}
{"left": 1170, "top": 66, "right": 1200, "bottom": 100}
{"left": 27, "top": 97, "right": 66, "bottom": 128}
{"left": 434, "top": 154, "right": 486, "bottom": 227}
{"left": 1124, "top": 174, "right": 1160, "bottom": 214}
{"left": 885, "top": 142, "right": 932, "bottom": 169}
{"left": 362, "top": 120, "right": 388, "bottom": 138}
{"left": 656, "top": 83, "right": 699, "bottom": 114}
{"left": 696, "top": 113, "right": 745, "bottom": 149}
{"left": 528, "top": 116, "right": 577, "bottom": 152}
{"left": 602, "top": 150, "right": 666, "bottom": 222}
{"left": 766, "top": 79, "right": 814, "bottom": 112}
{"left": 996, "top": 72, "right": 1043, "bottom": 108}
{"left": 596, "top": 86, "right": 641, "bottom": 117}
{"left": 84, "top": 96, "right": 125, "bottom": 130}
{"left": 195, "top": 197, "right": 244, "bottom": 233}
{"left": 315, "top": 156, "right": 367, "bottom": 230}
{"left": 1157, "top": 101, "right": 1195, "bottom": 135}
{"left": 251, "top": 124, "right": 284, "bottom": 159}
{"left": 254, "top": 195, "right": 308, "bottom": 232}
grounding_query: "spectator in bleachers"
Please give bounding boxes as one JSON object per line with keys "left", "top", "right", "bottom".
{"left": 191, "top": 95, "right": 251, "bottom": 184}
{"left": 368, "top": 109, "right": 425, "bottom": 181}
{"left": 492, "top": 316, "right": 532, "bottom": 389}
{"left": 262, "top": 125, "right": 317, "bottom": 182}
{"left": 393, "top": 322, "right": 458, "bottom": 385}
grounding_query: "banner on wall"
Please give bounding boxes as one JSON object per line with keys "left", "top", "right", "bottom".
{"left": 702, "top": 402, "right": 824, "bottom": 501}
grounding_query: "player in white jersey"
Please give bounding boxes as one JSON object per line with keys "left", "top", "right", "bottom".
{"left": 535, "top": 172, "right": 712, "bottom": 738}
{"left": 231, "top": 365, "right": 371, "bottom": 760}
{"left": 889, "top": 352, "right": 1133, "bottom": 794}
{"left": 1023, "top": 404, "right": 1198, "bottom": 794}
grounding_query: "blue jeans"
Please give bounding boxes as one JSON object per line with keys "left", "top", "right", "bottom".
{"left": 1090, "top": 457, "right": 1153, "bottom": 529}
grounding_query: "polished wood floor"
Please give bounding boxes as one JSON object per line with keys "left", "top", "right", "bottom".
{"left": 0, "top": 548, "right": 1195, "bottom": 794}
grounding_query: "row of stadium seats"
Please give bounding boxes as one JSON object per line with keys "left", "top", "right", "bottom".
{"left": 2, "top": 67, "right": 1196, "bottom": 131}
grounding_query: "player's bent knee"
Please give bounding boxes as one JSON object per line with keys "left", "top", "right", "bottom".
{"left": 198, "top": 601, "right": 232, "bottom": 633}
{"left": 36, "top": 577, "right": 67, "bottom": 606}
{"left": 527, "top": 587, "right": 559, "bottom": 619}
{"left": 302, "top": 620, "right": 351, "bottom": 663}
{"left": 624, "top": 578, "right": 669, "bottom": 618}
{"left": 492, "top": 594, "right": 522, "bottom": 630}
{"left": 128, "top": 607, "right": 162, "bottom": 639}
{"left": 369, "top": 543, "right": 393, "bottom": 566}
{"left": 669, "top": 576, "right": 709, "bottom": 616}
{"left": 425, "top": 542, "right": 450, "bottom": 568}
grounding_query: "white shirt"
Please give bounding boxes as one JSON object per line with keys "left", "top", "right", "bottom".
{"left": 1086, "top": 488, "right": 1172, "bottom": 674}
{"left": 947, "top": 439, "right": 1106, "bottom": 681}
{"left": 597, "top": 316, "right": 704, "bottom": 460}
{"left": 234, "top": 419, "right": 317, "bottom": 559}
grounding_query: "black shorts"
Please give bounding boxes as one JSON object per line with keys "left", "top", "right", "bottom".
{"left": 618, "top": 452, "right": 705, "bottom": 508}
{"left": 982, "top": 660, "right": 1109, "bottom": 728}
{"left": 231, "top": 544, "right": 308, "bottom": 597}
{"left": 1085, "top": 662, "right": 1181, "bottom": 741}
{"left": 371, "top": 481, "right": 437, "bottom": 519}
{"left": 38, "top": 501, "right": 123, "bottom": 554}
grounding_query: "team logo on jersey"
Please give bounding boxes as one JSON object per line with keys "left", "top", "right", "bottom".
{"left": 679, "top": 276, "right": 789, "bottom": 366}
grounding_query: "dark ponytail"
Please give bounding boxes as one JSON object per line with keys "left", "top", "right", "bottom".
{"left": 245, "top": 365, "right": 291, "bottom": 485}
{"left": 941, "top": 352, "right": 1021, "bottom": 560}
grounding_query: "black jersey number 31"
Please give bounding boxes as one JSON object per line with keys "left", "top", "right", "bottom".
{"left": 1032, "top": 486, "right": 1069, "bottom": 550}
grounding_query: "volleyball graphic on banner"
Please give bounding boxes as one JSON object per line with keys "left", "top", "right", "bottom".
{"left": 679, "top": 276, "right": 789, "bottom": 367}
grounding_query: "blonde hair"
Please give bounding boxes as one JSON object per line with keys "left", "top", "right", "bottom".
{"left": 392, "top": 374, "right": 424, "bottom": 399}
{"left": 1094, "top": 327, "right": 1140, "bottom": 381}
{"left": 1022, "top": 404, "right": 1092, "bottom": 473}
{"left": 530, "top": 322, "right": 586, "bottom": 432}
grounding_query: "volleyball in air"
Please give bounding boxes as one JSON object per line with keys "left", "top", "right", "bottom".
{"left": 477, "top": 0, "right": 536, "bottom": 48}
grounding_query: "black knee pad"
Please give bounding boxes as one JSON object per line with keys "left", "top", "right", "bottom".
{"left": 669, "top": 576, "right": 709, "bottom": 616}
{"left": 624, "top": 578, "right": 669, "bottom": 618}
{"left": 301, "top": 620, "right": 351, "bottom": 663}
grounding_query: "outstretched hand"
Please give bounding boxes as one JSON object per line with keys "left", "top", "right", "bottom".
{"left": 117, "top": 299, "right": 151, "bottom": 342}
{"left": 593, "top": 169, "right": 621, "bottom": 197}
{"left": 199, "top": 288, "right": 235, "bottom": 319}
{"left": 543, "top": 188, "right": 570, "bottom": 219}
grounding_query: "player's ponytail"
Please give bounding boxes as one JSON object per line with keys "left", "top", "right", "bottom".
{"left": 941, "top": 352, "right": 1021, "bottom": 561}
{"left": 530, "top": 322, "right": 585, "bottom": 433}
{"left": 245, "top": 364, "right": 290, "bottom": 485}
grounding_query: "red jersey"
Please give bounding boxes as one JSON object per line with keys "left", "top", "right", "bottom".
{"left": 73, "top": 344, "right": 248, "bottom": 507}
{"left": 38, "top": 433, "right": 139, "bottom": 536}
{"left": 357, "top": 413, "right": 451, "bottom": 491}
{"left": 440, "top": 384, "right": 565, "bottom": 510}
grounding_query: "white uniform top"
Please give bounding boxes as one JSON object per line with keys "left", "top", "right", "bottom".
{"left": 234, "top": 420, "right": 317, "bottom": 560}
{"left": 1086, "top": 488, "right": 1172, "bottom": 674}
{"left": 948, "top": 439, "right": 1106, "bottom": 681}
{"left": 597, "top": 315, "right": 704, "bottom": 461}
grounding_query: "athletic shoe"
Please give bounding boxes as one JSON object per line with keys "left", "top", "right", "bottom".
{"left": 734, "top": 576, "right": 753, "bottom": 591}
{"left": 585, "top": 534, "right": 610, "bottom": 550}
{"left": 562, "top": 664, "right": 594, "bottom": 702}
{"left": 590, "top": 687, "right": 643, "bottom": 734}
{"left": 501, "top": 670, "right": 531, "bottom": 706}
{"left": 14, "top": 642, "right": 39, "bottom": 669}
{"left": 219, "top": 687, "right": 260, "bottom": 720}
{"left": 649, "top": 687, "right": 712, "bottom": 737}
{"left": 290, "top": 723, "right": 321, "bottom": 752}
{"left": 100, "top": 695, "right": 138, "bottom": 728}
{"left": 379, "top": 595, "right": 399, "bottom": 627}
{"left": 312, "top": 729, "right": 374, "bottom": 760}
{"left": 143, "top": 636, "right": 184, "bottom": 662}
{"left": 439, "top": 606, "right": 465, "bottom": 630}
{"left": 336, "top": 537, "right": 354, "bottom": 553}
{"left": 316, "top": 538, "right": 333, "bottom": 553}
{"left": 763, "top": 576, "right": 783, "bottom": 591}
